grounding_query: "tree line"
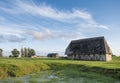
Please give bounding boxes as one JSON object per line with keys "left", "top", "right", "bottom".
{"left": 0, "top": 48, "right": 36, "bottom": 57}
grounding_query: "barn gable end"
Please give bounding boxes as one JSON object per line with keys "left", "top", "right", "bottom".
{"left": 65, "top": 36, "right": 112, "bottom": 61}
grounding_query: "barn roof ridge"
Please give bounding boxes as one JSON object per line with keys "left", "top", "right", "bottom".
{"left": 71, "top": 36, "right": 105, "bottom": 43}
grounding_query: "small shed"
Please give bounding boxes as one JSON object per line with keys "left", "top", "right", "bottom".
{"left": 47, "top": 53, "right": 59, "bottom": 58}
{"left": 65, "top": 36, "right": 112, "bottom": 61}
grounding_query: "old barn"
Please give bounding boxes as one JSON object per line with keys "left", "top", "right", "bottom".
{"left": 47, "top": 53, "right": 59, "bottom": 58}
{"left": 65, "top": 36, "right": 112, "bottom": 61}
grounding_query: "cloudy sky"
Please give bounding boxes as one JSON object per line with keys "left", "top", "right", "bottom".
{"left": 0, "top": 0, "right": 120, "bottom": 56}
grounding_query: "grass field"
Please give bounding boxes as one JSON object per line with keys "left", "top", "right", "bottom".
{"left": 0, "top": 56, "right": 120, "bottom": 81}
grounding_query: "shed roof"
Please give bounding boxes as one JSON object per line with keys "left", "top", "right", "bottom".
{"left": 47, "top": 53, "right": 59, "bottom": 57}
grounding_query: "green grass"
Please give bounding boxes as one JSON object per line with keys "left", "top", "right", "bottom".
{"left": 0, "top": 56, "right": 120, "bottom": 80}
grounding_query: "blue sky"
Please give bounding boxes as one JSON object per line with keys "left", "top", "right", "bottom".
{"left": 0, "top": 0, "right": 120, "bottom": 56}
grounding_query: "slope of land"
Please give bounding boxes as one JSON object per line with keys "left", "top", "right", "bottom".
{"left": 0, "top": 56, "right": 120, "bottom": 80}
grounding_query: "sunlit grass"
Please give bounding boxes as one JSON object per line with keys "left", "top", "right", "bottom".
{"left": 0, "top": 56, "right": 120, "bottom": 80}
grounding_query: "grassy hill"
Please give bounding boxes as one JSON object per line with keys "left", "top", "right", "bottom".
{"left": 0, "top": 56, "right": 120, "bottom": 80}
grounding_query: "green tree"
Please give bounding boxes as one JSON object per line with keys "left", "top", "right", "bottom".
{"left": 28, "top": 48, "right": 31, "bottom": 57}
{"left": 9, "top": 55, "right": 12, "bottom": 57}
{"left": 24, "top": 48, "right": 28, "bottom": 57}
{"left": 28, "top": 49, "right": 36, "bottom": 57}
{"left": 30, "top": 49, "right": 36, "bottom": 56}
{"left": 0, "top": 48, "right": 3, "bottom": 57}
{"left": 11, "top": 49, "right": 20, "bottom": 57}
{"left": 20, "top": 47, "right": 36, "bottom": 57}
{"left": 21, "top": 47, "right": 25, "bottom": 57}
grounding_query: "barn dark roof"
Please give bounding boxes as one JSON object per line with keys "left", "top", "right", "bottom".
{"left": 47, "top": 53, "right": 59, "bottom": 57}
{"left": 65, "top": 36, "right": 112, "bottom": 55}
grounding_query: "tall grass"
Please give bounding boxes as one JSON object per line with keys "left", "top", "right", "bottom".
{"left": 0, "top": 56, "right": 120, "bottom": 80}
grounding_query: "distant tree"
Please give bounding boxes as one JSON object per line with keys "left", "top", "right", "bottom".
{"left": 28, "top": 49, "right": 36, "bottom": 57}
{"left": 11, "top": 49, "right": 20, "bottom": 57}
{"left": 21, "top": 48, "right": 25, "bottom": 57}
{"left": 0, "top": 48, "right": 3, "bottom": 57}
{"left": 24, "top": 48, "right": 28, "bottom": 57}
{"left": 28, "top": 48, "right": 31, "bottom": 57}
{"left": 112, "top": 54, "right": 116, "bottom": 56}
{"left": 20, "top": 47, "right": 36, "bottom": 57}
{"left": 9, "top": 55, "right": 12, "bottom": 57}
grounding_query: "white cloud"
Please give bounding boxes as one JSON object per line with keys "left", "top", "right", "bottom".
{"left": 0, "top": 23, "right": 81, "bottom": 42}
{"left": 0, "top": 25, "right": 26, "bottom": 42}
{"left": 0, "top": 0, "right": 109, "bottom": 29}
{"left": 0, "top": 34, "right": 26, "bottom": 42}
{"left": 29, "top": 28, "right": 53, "bottom": 40}
{"left": 7, "top": 1, "right": 92, "bottom": 21}
{"left": 80, "top": 23, "right": 109, "bottom": 29}
{"left": 28, "top": 28, "right": 83, "bottom": 40}
{"left": 0, "top": 0, "right": 109, "bottom": 43}
{"left": 0, "top": 25, "right": 25, "bottom": 34}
